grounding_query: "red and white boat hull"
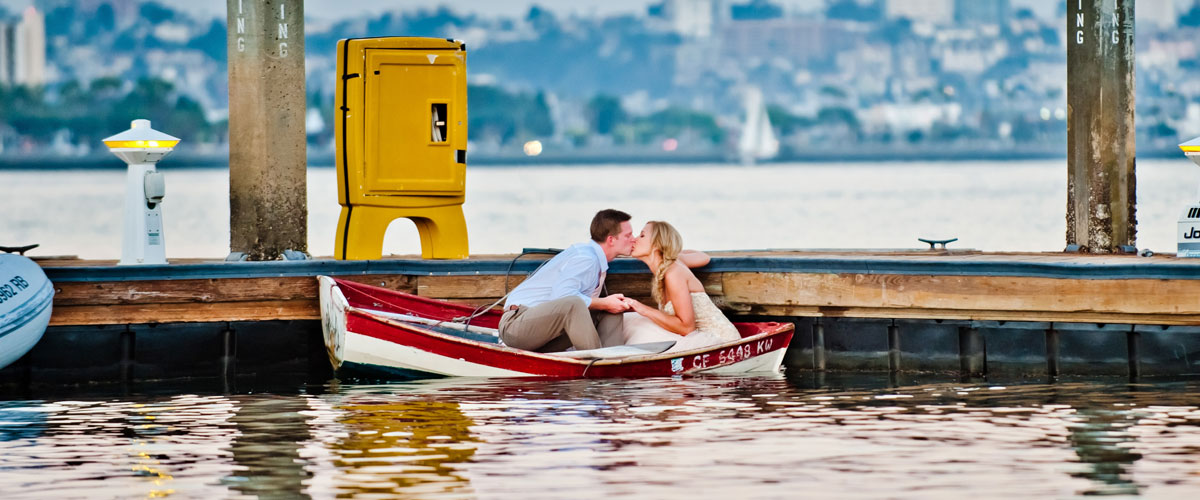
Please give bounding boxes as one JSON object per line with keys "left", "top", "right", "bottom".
{"left": 319, "top": 276, "right": 794, "bottom": 379}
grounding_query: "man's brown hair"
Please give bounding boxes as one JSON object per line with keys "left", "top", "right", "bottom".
{"left": 590, "top": 209, "right": 631, "bottom": 243}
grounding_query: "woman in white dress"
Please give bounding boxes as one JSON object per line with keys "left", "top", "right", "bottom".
{"left": 619, "top": 221, "right": 743, "bottom": 353}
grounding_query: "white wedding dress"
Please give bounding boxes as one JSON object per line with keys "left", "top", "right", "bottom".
{"left": 621, "top": 292, "right": 742, "bottom": 353}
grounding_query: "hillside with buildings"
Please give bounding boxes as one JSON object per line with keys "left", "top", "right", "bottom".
{"left": 1, "top": 0, "right": 1199, "bottom": 162}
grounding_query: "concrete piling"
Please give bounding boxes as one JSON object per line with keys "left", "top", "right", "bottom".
{"left": 226, "top": 0, "right": 307, "bottom": 260}
{"left": 1066, "top": 0, "right": 1136, "bottom": 253}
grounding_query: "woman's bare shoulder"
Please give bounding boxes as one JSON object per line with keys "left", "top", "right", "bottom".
{"left": 665, "top": 261, "right": 696, "bottom": 284}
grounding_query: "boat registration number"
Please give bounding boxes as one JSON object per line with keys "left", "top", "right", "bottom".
{"left": 690, "top": 338, "right": 775, "bottom": 369}
{"left": 0, "top": 276, "right": 30, "bottom": 304}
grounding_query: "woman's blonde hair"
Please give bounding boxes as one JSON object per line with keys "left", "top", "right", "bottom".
{"left": 645, "top": 221, "right": 683, "bottom": 307}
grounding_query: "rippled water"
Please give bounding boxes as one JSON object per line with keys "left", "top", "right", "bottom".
{"left": 2, "top": 375, "right": 1199, "bottom": 498}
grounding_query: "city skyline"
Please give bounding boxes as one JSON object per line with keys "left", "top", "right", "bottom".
{"left": 1, "top": 0, "right": 1198, "bottom": 160}
{"left": 0, "top": 0, "right": 1062, "bottom": 23}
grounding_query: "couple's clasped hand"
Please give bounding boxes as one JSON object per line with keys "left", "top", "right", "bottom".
{"left": 592, "top": 293, "right": 649, "bottom": 314}
{"left": 619, "top": 296, "right": 650, "bottom": 313}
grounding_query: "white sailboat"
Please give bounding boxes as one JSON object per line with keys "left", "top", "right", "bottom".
{"left": 737, "top": 87, "right": 779, "bottom": 165}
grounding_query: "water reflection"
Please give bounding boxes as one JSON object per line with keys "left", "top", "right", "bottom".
{"left": 0, "top": 377, "right": 1199, "bottom": 498}
{"left": 0, "top": 394, "right": 241, "bottom": 498}
{"left": 1067, "top": 409, "right": 1142, "bottom": 495}
{"left": 311, "top": 387, "right": 481, "bottom": 497}
{"left": 0, "top": 400, "right": 46, "bottom": 442}
{"left": 223, "top": 396, "right": 316, "bottom": 498}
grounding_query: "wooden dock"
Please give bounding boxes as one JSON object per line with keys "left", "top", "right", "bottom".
{"left": 39, "top": 250, "right": 1200, "bottom": 326}
{"left": 8, "top": 250, "right": 1200, "bottom": 386}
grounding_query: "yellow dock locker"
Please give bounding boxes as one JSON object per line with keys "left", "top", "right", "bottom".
{"left": 335, "top": 37, "right": 469, "bottom": 260}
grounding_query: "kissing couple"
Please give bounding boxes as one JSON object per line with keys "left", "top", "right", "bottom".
{"left": 498, "top": 209, "right": 741, "bottom": 354}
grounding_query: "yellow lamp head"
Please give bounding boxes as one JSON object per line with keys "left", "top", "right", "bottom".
{"left": 1182, "top": 136, "right": 1200, "bottom": 168}
{"left": 103, "top": 119, "right": 181, "bottom": 165}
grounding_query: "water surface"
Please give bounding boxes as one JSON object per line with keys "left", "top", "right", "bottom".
{"left": 1, "top": 375, "right": 1198, "bottom": 498}
{"left": 2, "top": 160, "right": 1193, "bottom": 259}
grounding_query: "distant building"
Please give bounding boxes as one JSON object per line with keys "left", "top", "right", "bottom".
{"left": 720, "top": 17, "right": 865, "bottom": 65}
{"left": 656, "top": 0, "right": 716, "bottom": 38}
{"left": 885, "top": 0, "right": 953, "bottom": 25}
{"left": 0, "top": 22, "right": 12, "bottom": 85}
{"left": 42, "top": 0, "right": 140, "bottom": 29}
{"left": 14, "top": 7, "right": 45, "bottom": 86}
{"left": 730, "top": 0, "right": 783, "bottom": 21}
{"left": 0, "top": 7, "right": 45, "bottom": 86}
{"left": 954, "top": 0, "right": 1009, "bottom": 25}
{"left": 1139, "top": 0, "right": 1179, "bottom": 30}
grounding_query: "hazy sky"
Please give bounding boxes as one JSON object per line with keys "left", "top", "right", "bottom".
{"left": 0, "top": 0, "right": 1061, "bottom": 22}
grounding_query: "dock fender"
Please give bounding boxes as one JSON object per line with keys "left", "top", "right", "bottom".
{"left": 0, "top": 254, "right": 54, "bottom": 369}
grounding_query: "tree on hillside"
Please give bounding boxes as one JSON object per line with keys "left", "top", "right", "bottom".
{"left": 586, "top": 95, "right": 626, "bottom": 135}
{"left": 631, "top": 107, "right": 724, "bottom": 144}
{"left": 467, "top": 85, "right": 554, "bottom": 144}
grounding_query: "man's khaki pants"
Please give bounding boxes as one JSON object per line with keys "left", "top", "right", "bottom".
{"left": 499, "top": 296, "right": 624, "bottom": 352}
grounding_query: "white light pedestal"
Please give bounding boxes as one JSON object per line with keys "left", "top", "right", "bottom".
{"left": 1178, "top": 137, "right": 1200, "bottom": 258}
{"left": 102, "top": 119, "right": 180, "bottom": 265}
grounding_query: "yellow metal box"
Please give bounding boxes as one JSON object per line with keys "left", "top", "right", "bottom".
{"left": 335, "top": 37, "right": 469, "bottom": 260}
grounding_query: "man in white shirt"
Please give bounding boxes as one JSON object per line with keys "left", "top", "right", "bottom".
{"left": 499, "top": 209, "right": 636, "bottom": 352}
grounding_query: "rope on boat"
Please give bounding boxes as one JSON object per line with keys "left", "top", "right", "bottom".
{"left": 582, "top": 358, "right": 600, "bottom": 377}
{"left": 452, "top": 248, "right": 562, "bottom": 329}
{"left": 355, "top": 248, "right": 573, "bottom": 340}
{"left": 360, "top": 308, "right": 500, "bottom": 336}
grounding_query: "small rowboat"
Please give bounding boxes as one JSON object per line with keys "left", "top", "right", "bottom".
{"left": 318, "top": 276, "right": 794, "bottom": 379}
{"left": 0, "top": 253, "right": 53, "bottom": 369}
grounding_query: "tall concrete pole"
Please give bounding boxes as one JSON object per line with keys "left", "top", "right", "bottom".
{"left": 1066, "top": 0, "right": 1136, "bottom": 253}
{"left": 226, "top": 0, "right": 306, "bottom": 260}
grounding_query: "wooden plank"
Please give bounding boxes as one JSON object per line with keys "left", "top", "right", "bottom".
{"left": 608, "top": 272, "right": 721, "bottom": 296}
{"left": 53, "top": 277, "right": 313, "bottom": 306}
{"left": 338, "top": 275, "right": 419, "bottom": 293}
{"left": 416, "top": 275, "right": 526, "bottom": 298}
{"left": 738, "top": 305, "right": 1200, "bottom": 326}
{"left": 413, "top": 272, "right": 716, "bottom": 299}
{"left": 605, "top": 273, "right": 650, "bottom": 297}
{"left": 53, "top": 275, "right": 416, "bottom": 306}
{"left": 696, "top": 272, "right": 724, "bottom": 296}
{"left": 51, "top": 299, "right": 317, "bottom": 326}
{"left": 721, "top": 271, "right": 1200, "bottom": 318}
{"left": 45, "top": 269, "right": 1200, "bottom": 327}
